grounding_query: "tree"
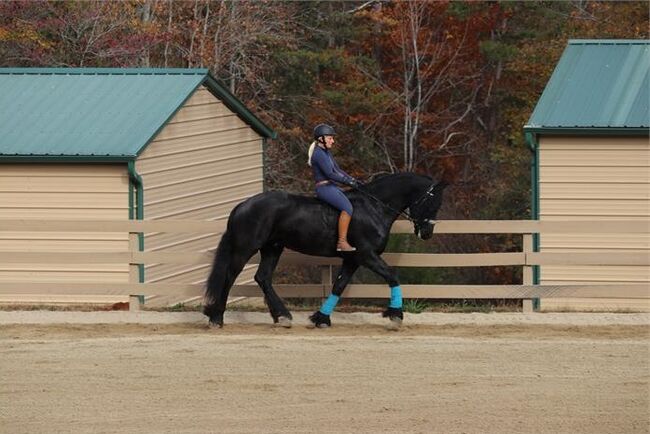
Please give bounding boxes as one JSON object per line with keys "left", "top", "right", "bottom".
{"left": 0, "top": 1, "right": 161, "bottom": 67}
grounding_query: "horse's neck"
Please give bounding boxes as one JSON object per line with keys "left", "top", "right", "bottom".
{"left": 367, "top": 176, "right": 425, "bottom": 216}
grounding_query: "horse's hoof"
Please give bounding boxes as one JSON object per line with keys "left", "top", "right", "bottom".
{"left": 385, "top": 317, "right": 402, "bottom": 331}
{"left": 274, "top": 316, "right": 292, "bottom": 328}
{"left": 208, "top": 321, "right": 223, "bottom": 329}
{"left": 382, "top": 307, "right": 403, "bottom": 331}
{"left": 308, "top": 311, "right": 331, "bottom": 329}
{"left": 307, "top": 322, "right": 330, "bottom": 329}
{"left": 382, "top": 307, "right": 404, "bottom": 320}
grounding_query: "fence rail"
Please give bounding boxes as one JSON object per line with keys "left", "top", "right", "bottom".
{"left": 0, "top": 251, "right": 646, "bottom": 267}
{"left": 1, "top": 218, "right": 648, "bottom": 311}
{"left": 2, "top": 218, "right": 648, "bottom": 233}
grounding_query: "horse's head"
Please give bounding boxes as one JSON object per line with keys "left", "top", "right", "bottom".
{"left": 409, "top": 181, "right": 448, "bottom": 240}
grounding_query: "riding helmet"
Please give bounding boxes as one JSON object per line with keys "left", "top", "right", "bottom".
{"left": 313, "top": 123, "right": 336, "bottom": 139}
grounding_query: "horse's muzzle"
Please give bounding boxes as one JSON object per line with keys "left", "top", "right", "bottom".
{"left": 415, "top": 220, "right": 434, "bottom": 240}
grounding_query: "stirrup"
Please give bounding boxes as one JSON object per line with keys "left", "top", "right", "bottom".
{"left": 336, "top": 240, "right": 356, "bottom": 252}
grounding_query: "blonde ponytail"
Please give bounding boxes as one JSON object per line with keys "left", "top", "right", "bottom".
{"left": 307, "top": 141, "right": 317, "bottom": 166}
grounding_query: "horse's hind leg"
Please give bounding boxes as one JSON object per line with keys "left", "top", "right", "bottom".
{"left": 255, "top": 244, "right": 292, "bottom": 327}
{"left": 206, "top": 252, "right": 252, "bottom": 328}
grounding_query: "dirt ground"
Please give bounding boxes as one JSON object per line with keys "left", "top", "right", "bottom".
{"left": 1, "top": 314, "right": 649, "bottom": 434}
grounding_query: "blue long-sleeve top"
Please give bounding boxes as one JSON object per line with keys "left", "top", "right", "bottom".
{"left": 311, "top": 145, "right": 355, "bottom": 185}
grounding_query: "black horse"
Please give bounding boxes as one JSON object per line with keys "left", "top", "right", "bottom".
{"left": 203, "top": 172, "right": 447, "bottom": 328}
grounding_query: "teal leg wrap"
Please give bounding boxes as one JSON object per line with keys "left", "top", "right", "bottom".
{"left": 389, "top": 285, "right": 402, "bottom": 309}
{"left": 319, "top": 294, "right": 340, "bottom": 315}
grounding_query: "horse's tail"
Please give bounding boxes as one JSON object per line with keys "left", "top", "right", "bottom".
{"left": 203, "top": 229, "right": 235, "bottom": 324}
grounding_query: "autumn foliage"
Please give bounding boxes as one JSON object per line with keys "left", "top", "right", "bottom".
{"left": 1, "top": 0, "right": 647, "bottom": 285}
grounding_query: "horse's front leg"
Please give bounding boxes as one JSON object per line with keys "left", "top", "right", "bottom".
{"left": 358, "top": 253, "right": 403, "bottom": 329}
{"left": 309, "top": 258, "right": 359, "bottom": 328}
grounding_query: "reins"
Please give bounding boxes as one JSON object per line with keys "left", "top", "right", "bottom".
{"left": 351, "top": 182, "right": 437, "bottom": 224}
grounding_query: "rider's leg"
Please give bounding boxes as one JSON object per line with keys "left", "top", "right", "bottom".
{"left": 337, "top": 211, "right": 356, "bottom": 252}
{"left": 315, "top": 185, "right": 356, "bottom": 251}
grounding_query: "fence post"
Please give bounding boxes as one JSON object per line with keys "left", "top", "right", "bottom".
{"left": 321, "top": 265, "right": 332, "bottom": 298}
{"left": 523, "top": 233, "right": 534, "bottom": 313}
{"left": 129, "top": 231, "right": 143, "bottom": 312}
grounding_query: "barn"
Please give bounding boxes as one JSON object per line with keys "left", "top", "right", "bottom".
{"left": 0, "top": 68, "right": 275, "bottom": 293}
{"left": 524, "top": 40, "right": 649, "bottom": 310}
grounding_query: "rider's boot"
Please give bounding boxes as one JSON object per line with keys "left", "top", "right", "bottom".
{"left": 336, "top": 211, "right": 356, "bottom": 252}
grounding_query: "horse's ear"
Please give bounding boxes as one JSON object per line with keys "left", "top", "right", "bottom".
{"left": 435, "top": 180, "right": 450, "bottom": 191}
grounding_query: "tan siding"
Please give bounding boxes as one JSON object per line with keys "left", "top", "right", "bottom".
{"left": 145, "top": 167, "right": 263, "bottom": 198}
{"left": 154, "top": 115, "right": 248, "bottom": 142}
{"left": 136, "top": 140, "right": 261, "bottom": 174}
{"left": 0, "top": 164, "right": 129, "bottom": 283}
{"left": 0, "top": 192, "right": 126, "bottom": 208}
{"left": 540, "top": 183, "right": 650, "bottom": 200}
{"left": 538, "top": 136, "right": 650, "bottom": 299}
{"left": 539, "top": 136, "right": 649, "bottom": 150}
{"left": 145, "top": 182, "right": 262, "bottom": 217}
{"left": 0, "top": 232, "right": 129, "bottom": 252}
{"left": 0, "top": 267, "right": 128, "bottom": 283}
{"left": 539, "top": 166, "right": 648, "bottom": 183}
{"left": 539, "top": 215, "right": 649, "bottom": 222}
{"left": 140, "top": 153, "right": 261, "bottom": 187}
{"left": 146, "top": 263, "right": 257, "bottom": 285}
{"left": 139, "top": 128, "right": 260, "bottom": 159}
{"left": 541, "top": 233, "right": 650, "bottom": 250}
{"left": 144, "top": 225, "right": 224, "bottom": 252}
{"left": 539, "top": 298, "right": 650, "bottom": 312}
{"left": 138, "top": 85, "right": 263, "bottom": 288}
{"left": 541, "top": 149, "right": 647, "bottom": 166}
{"left": 540, "top": 199, "right": 649, "bottom": 217}
{"left": 182, "top": 87, "right": 221, "bottom": 105}
{"left": 138, "top": 200, "right": 241, "bottom": 222}
{"left": 537, "top": 265, "right": 650, "bottom": 283}
{"left": 166, "top": 100, "right": 235, "bottom": 122}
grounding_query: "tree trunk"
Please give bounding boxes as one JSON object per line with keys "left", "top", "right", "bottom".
{"left": 139, "top": 0, "right": 153, "bottom": 67}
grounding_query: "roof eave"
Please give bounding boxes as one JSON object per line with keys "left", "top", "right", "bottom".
{"left": 0, "top": 155, "right": 136, "bottom": 163}
{"left": 568, "top": 39, "right": 650, "bottom": 45}
{"left": 0, "top": 67, "right": 211, "bottom": 76}
{"left": 201, "top": 74, "right": 277, "bottom": 140}
{"left": 523, "top": 126, "right": 650, "bottom": 136}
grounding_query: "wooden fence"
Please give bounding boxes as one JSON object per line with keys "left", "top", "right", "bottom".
{"left": 0, "top": 219, "right": 648, "bottom": 312}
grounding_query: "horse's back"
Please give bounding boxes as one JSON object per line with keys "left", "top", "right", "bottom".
{"left": 227, "top": 190, "right": 339, "bottom": 254}
{"left": 229, "top": 190, "right": 336, "bottom": 228}
{"left": 233, "top": 190, "right": 323, "bottom": 214}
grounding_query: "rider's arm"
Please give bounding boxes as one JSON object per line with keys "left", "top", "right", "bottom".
{"left": 312, "top": 148, "right": 355, "bottom": 186}
{"left": 331, "top": 158, "right": 355, "bottom": 183}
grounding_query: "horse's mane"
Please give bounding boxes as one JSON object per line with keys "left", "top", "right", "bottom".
{"left": 363, "top": 172, "right": 434, "bottom": 188}
{"left": 365, "top": 172, "right": 392, "bottom": 183}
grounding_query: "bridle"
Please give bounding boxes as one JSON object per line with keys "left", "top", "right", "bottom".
{"left": 352, "top": 182, "right": 438, "bottom": 226}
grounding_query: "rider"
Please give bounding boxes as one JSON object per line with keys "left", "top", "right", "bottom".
{"left": 308, "top": 123, "right": 361, "bottom": 252}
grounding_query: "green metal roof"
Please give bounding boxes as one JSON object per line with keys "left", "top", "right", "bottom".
{"left": 0, "top": 68, "right": 276, "bottom": 161}
{"left": 525, "top": 40, "right": 649, "bottom": 134}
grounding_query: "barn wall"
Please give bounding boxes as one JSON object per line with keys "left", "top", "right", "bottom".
{"left": 136, "top": 86, "right": 263, "bottom": 289}
{"left": 0, "top": 164, "right": 130, "bottom": 283}
{"left": 538, "top": 135, "right": 650, "bottom": 310}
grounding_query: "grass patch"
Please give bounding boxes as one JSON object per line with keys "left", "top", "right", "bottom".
{"left": 403, "top": 299, "right": 430, "bottom": 314}
{"left": 158, "top": 303, "right": 202, "bottom": 312}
